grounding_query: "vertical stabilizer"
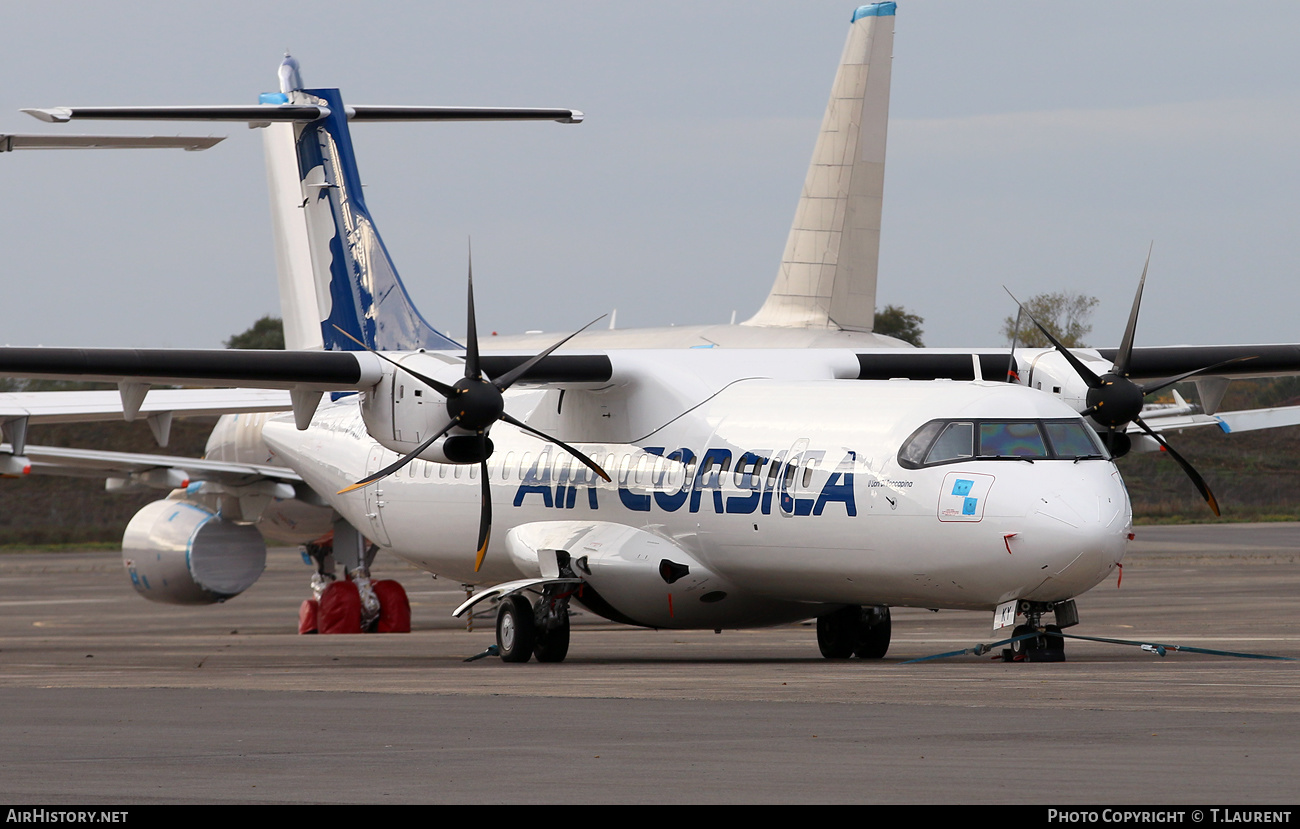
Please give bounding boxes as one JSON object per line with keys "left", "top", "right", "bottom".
{"left": 263, "top": 118, "right": 323, "bottom": 351}
{"left": 745, "top": 2, "right": 895, "bottom": 332}
{"left": 295, "top": 87, "right": 461, "bottom": 352}
{"left": 263, "top": 56, "right": 324, "bottom": 351}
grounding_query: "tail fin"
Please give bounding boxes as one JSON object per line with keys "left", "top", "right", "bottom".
{"left": 264, "top": 64, "right": 460, "bottom": 353}
{"left": 745, "top": 2, "right": 895, "bottom": 332}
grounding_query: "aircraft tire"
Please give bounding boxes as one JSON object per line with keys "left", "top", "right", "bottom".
{"left": 533, "top": 614, "right": 571, "bottom": 663}
{"left": 372, "top": 579, "right": 411, "bottom": 633}
{"left": 1037, "top": 624, "right": 1066, "bottom": 662}
{"left": 816, "top": 606, "right": 859, "bottom": 658}
{"left": 853, "top": 606, "right": 891, "bottom": 659}
{"left": 497, "top": 595, "right": 536, "bottom": 663}
{"left": 298, "top": 599, "right": 319, "bottom": 634}
{"left": 1008, "top": 624, "right": 1036, "bottom": 661}
{"left": 318, "top": 579, "right": 362, "bottom": 634}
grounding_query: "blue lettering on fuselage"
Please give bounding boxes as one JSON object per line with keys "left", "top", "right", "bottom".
{"left": 512, "top": 447, "right": 858, "bottom": 518}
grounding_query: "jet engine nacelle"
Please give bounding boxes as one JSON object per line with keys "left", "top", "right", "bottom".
{"left": 122, "top": 499, "right": 266, "bottom": 605}
{"left": 359, "top": 351, "right": 483, "bottom": 463}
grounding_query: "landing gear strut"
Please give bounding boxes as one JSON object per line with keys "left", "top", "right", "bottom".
{"left": 1002, "top": 600, "right": 1070, "bottom": 663}
{"left": 817, "top": 605, "right": 891, "bottom": 659}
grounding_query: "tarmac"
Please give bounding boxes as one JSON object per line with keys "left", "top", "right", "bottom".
{"left": 1, "top": 523, "right": 1298, "bottom": 804}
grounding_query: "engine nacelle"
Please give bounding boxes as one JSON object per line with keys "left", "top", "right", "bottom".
{"left": 1018, "top": 347, "right": 1112, "bottom": 413}
{"left": 359, "top": 351, "right": 484, "bottom": 463}
{"left": 122, "top": 499, "right": 266, "bottom": 605}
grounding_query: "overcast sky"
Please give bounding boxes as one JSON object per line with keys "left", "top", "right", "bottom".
{"left": 2, "top": 1, "right": 1297, "bottom": 350}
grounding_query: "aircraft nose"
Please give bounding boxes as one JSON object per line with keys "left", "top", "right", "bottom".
{"left": 1020, "top": 466, "right": 1130, "bottom": 599}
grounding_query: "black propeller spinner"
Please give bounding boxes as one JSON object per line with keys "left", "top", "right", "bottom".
{"left": 1010, "top": 248, "right": 1252, "bottom": 517}
{"left": 336, "top": 253, "right": 610, "bottom": 572}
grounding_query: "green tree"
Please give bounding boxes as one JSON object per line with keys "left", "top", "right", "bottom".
{"left": 225, "top": 315, "right": 285, "bottom": 350}
{"left": 873, "top": 305, "right": 924, "bottom": 346}
{"left": 1002, "top": 292, "right": 1098, "bottom": 348}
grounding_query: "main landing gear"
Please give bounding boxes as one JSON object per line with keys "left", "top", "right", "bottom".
{"left": 496, "top": 586, "right": 575, "bottom": 663}
{"left": 817, "top": 605, "right": 891, "bottom": 659}
{"left": 1001, "top": 600, "right": 1076, "bottom": 663}
{"left": 297, "top": 523, "right": 410, "bottom": 635}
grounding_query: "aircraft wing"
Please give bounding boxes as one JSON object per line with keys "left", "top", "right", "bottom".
{"left": 850, "top": 346, "right": 1300, "bottom": 382}
{"left": 20, "top": 443, "right": 301, "bottom": 486}
{"left": 1095, "top": 345, "right": 1300, "bottom": 382}
{"left": 0, "top": 387, "right": 291, "bottom": 424}
{"left": 1137, "top": 404, "right": 1300, "bottom": 435}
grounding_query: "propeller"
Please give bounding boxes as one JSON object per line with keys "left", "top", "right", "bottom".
{"left": 337, "top": 252, "right": 611, "bottom": 571}
{"left": 1008, "top": 247, "right": 1252, "bottom": 516}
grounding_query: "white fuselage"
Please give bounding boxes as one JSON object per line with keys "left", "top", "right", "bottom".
{"left": 256, "top": 377, "right": 1130, "bottom": 627}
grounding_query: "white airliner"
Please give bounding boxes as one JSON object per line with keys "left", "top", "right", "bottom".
{"left": 4, "top": 3, "right": 1300, "bottom": 664}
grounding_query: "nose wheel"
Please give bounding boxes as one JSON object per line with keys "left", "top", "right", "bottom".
{"left": 1001, "top": 601, "right": 1069, "bottom": 662}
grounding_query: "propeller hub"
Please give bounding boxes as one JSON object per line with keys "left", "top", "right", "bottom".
{"left": 1085, "top": 374, "right": 1145, "bottom": 429}
{"left": 450, "top": 377, "right": 504, "bottom": 431}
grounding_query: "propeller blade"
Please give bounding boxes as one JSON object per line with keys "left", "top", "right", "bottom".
{"left": 1114, "top": 242, "right": 1152, "bottom": 377}
{"left": 1139, "top": 356, "right": 1256, "bottom": 397}
{"left": 331, "top": 324, "right": 456, "bottom": 397}
{"left": 1005, "top": 289, "right": 1103, "bottom": 389}
{"left": 1133, "top": 417, "right": 1220, "bottom": 516}
{"left": 491, "top": 314, "right": 607, "bottom": 392}
{"left": 464, "top": 245, "right": 481, "bottom": 380}
{"left": 1005, "top": 305, "right": 1023, "bottom": 383}
{"left": 337, "top": 419, "right": 458, "bottom": 494}
{"left": 500, "top": 411, "right": 612, "bottom": 482}
{"left": 474, "top": 453, "right": 492, "bottom": 572}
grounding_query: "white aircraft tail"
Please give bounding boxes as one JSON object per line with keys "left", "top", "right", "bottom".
{"left": 745, "top": 2, "right": 895, "bottom": 332}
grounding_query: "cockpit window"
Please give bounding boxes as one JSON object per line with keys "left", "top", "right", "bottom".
{"left": 979, "top": 422, "right": 1048, "bottom": 458}
{"left": 898, "top": 418, "right": 1108, "bottom": 468}
{"left": 897, "top": 421, "right": 944, "bottom": 467}
{"left": 1044, "top": 421, "right": 1106, "bottom": 459}
{"left": 925, "top": 422, "right": 974, "bottom": 464}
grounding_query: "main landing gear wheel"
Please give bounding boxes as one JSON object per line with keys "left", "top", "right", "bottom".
{"left": 817, "top": 605, "right": 892, "bottom": 659}
{"left": 533, "top": 612, "right": 571, "bottom": 663}
{"left": 496, "top": 595, "right": 537, "bottom": 663}
{"left": 817, "top": 606, "right": 858, "bottom": 658}
{"left": 854, "top": 606, "right": 891, "bottom": 659}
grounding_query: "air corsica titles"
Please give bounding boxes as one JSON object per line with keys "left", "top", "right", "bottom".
{"left": 511, "top": 447, "right": 866, "bottom": 517}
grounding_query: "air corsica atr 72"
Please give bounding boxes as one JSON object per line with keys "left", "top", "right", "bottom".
{"left": 5, "top": 4, "right": 1300, "bottom": 663}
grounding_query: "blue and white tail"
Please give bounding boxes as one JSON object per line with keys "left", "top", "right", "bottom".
{"left": 263, "top": 61, "right": 460, "bottom": 353}
{"left": 260, "top": 56, "right": 582, "bottom": 353}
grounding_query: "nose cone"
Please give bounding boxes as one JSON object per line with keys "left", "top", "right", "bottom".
{"left": 1020, "top": 464, "right": 1130, "bottom": 601}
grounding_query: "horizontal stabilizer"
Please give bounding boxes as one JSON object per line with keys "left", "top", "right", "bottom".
{"left": 24, "top": 105, "right": 583, "bottom": 125}
{"left": 348, "top": 106, "right": 582, "bottom": 123}
{"left": 0, "top": 134, "right": 223, "bottom": 152}
{"left": 24, "top": 105, "right": 331, "bottom": 123}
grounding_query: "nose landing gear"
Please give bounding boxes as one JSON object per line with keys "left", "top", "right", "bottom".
{"left": 1001, "top": 600, "right": 1074, "bottom": 662}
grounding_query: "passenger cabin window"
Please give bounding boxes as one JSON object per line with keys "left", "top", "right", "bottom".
{"left": 898, "top": 418, "right": 1106, "bottom": 469}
